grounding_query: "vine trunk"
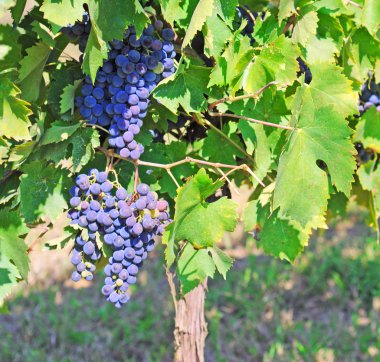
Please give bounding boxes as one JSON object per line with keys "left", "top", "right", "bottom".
{"left": 173, "top": 280, "right": 208, "bottom": 362}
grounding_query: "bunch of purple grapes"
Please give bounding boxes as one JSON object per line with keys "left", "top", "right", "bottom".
{"left": 61, "top": 12, "right": 91, "bottom": 54}
{"left": 74, "top": 20, "right": 176, "bottom": 161}
{"left": 359, "top": 78, "right": 380, "bottom": 113}
{"left": 67, "top": 168, "right": 170, "bottom": 307}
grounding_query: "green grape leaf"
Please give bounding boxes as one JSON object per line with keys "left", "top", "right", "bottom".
{"left": 292, "top": 5, "right": 319, "bottom": 47}
{"left": 89, "top": 0, "right": 148, "bottom": 41}
{"left": 19, "top": 161, "right": 70, "bottom": 223}
{"left": 0, "top": 78, "right": 32, "bottom": 141}
{"left": 0, "top": 25, "right": 22, "bottom": 69}
{"left": 209, "top": 246, "right": 233, "bottom": 279}
{"left": 0, "top": 208, "right": 29, "bottom": 279}
{"left": 160, "top": 0, "right": 187, "bottom": 26}
{"left": 154, "top": 62, "right": 211, "bottom": 114}
{"left": 31, "top": 21, "right": 55, "bottom": 47}
{"left": 307, "top": 62, "right": 358, "bottom": 118}
{"left": 239, "top": 36, "right": 301, "bottom": 93}
{"left": 168, "top": 169, "right": 238, "bottom": 248}
{"left": 162, "top": 222, "right": 176, "bottom": 268}
{"left": 342, "top": 28, "right": 380, "bottom": 83}
{"left": 208, "top": 35, "right": 253, "bottom": 88}
{"left": 361, "top": 0, "right": 380, "bottom": 36}
{"left": 177, "top": 243, "right": 216, "bottom": 294}
{"left": 47, "top": 62, "right": 83, "bottom": 117}
{"left": 259, "top": 209, "right": 303, "bottom": 262}
{"left": 0, "top": 252, "right": 20, "bottom": 306}
{"left": 41, "top": 127, "right": 100, "bottom": 171}
{"left": 8, "top": 141, "right": 36, "bottom": 166}
{"left": 273, "top": 63, "right": 357, "bottom": 229}
{"left": 40, "top": 0, "right": 85, "bottom": 32}
{"left": 40, "top": 121, "right": 81, "bottom": 145}
{"left": 355, "top": 107, "right": 380, "bottom": 152}
{"left": 0, "top": 171, "right": 19, "bottom": 206}
{"left": 82, "top": 26, "right": 108, "bottom": 82}
{"left": 10, "top": 0, "right": 27, "bottom": 24}
{"left": 182, "top": 0, "right": 214, "bottom": 49}
{"left": 357, "top": 161, "right": 380, "bottom": 239}
{"left": 60, "top": 80, "right": 82, "bottom": 114}
{"left": 18, "top": 42, "right": 51, "bottom": 102}
{"left": 278, "top": 0, "right": 295, "bottom": 21}
{"left": 201, "top": 122, "right": 245, "bottom": 164}
{"left": 203, "top": 4, "right": 233, "bottom": 58}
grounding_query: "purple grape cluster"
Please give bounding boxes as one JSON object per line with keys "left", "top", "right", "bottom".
{"left": 74, "top": 20, "right": 176, "bottom": 161}
{"left": 61, "top": 12, "right": 91, "bottom": 54}
{"left": 67, "top": 168, "right": 170, "bottom": 307}
{"left": 359, "top": 78, "right": 380, "bottom": 113}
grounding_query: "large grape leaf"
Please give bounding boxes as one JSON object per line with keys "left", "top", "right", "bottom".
{"left": 0, "top": 208, "right": 29, "bottom": 280}
{"left": 60, "top": 80, "right": 82, "bottom": 114}
{"left": 200, "top": 122, "right": 245, "bottom": 164}
{"left": 89, "top": 0, "right": 148, "bottom": 40}
{"left": 177, "top": 243, "right": 215, "bottom": 294}
{"left": 354, "top": 107, "right": 380, "bottom": 152}
{"left": 0, "top": 25, "right": 21, "bottom": 69}
{"left": 18, "top": 42, "right": 51, "bottom": 102}
{"left": 273, "top": 63, "right": 357, "bottom": 229}
{"left": 203, "top": 3, "right": 233, "bottom": 58}
{"left": 0, "top": 252, "right": 20, "bottom": 306}
{"left": 40, "top": 127, "right": 100, "bottom": 170}
{"left": 40, "top": 121, "right": 81, "bottom": 145}
{"left": 342, "top": 28, "right": 380, "bottom": 83}
{"left": 239, "top": 36, "right": 301, "bottom": 93}
{"left": 176, "top": 242, "right": 234, "bottom": 294}
{"left": 292, "top": 5, "right": 319, "bottom": 47}
{"left": 47, "top": 62, "right": 83, "bottom": 117}
{"left": 361, "top": 0, "right": 380, "bottom": 36}
{"left": 154, "top": 62, "right": 211, "bottom": 114}
{"left": 82, "top": 26, "right": 108, "bottom": 82}
{"left": 165, "top": 168, "right": 238, "bottom": 249}
{"left": 357, "top": 161, "right": 380, "bottom": 239}
{"left": 40, "top": 0, "right": 85, "bottom": 32}
{"left": 259, "top": 209, "right": 303, "bottom": 262}
{"left": 19, "top": 161, "right": 70, "bottom": 223}
{"left": 0, "top": 78, "right": 32, "bottom": 141}
{"left": 182, "top": 0, "right": 214, "bottom": 49}
{"left": 160, "top": 0, "right": 187, "bottom": 26}
{"left": 208, "top": 34, "right": 253, "bottom": 88}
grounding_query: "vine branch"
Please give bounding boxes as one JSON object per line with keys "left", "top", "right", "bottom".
{"left": 96, "top": 147, "right": 265, "bottom": 187}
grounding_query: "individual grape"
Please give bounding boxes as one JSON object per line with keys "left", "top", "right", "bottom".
{"left": 162, "top": 28, "right": 175, "bottom": 41}
{"left": 70, "top": 197, "right": 81, "bottom": 207}
{"left": 116, "top": 187, "right": 128, "bottom": 200}
{"left": 89, "top": 183, "right": 101, "bottom": 195}
{"left": 71, "top": 271, "right": 82, "bottom": 282}
{"left": 83, "top": 242, "right": 95, "bottom": 255}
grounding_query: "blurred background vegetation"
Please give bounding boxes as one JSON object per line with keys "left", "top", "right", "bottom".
{"left": 1, "top": 203, "right": 380, "bottom": 362}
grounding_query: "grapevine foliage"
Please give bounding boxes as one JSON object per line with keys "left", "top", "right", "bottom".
{"left": 0, "top": 0, "right": 379, "bottom": 306}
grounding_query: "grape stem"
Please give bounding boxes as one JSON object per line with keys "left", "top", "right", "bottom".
{"left": 134, "top": 163, "right": 139, "bottom": 193}
{"left": 96, "top": 147, "right": 265, "bottom": 187}
{"left": 194, "top": 114, "right": 255, "bottom": 163}
{"left": 216, "top": 167, "right": 240, "bottom": 195}
{"left": 167, "top": 169, "right": 180, "bottom": 188}
{"left": 344, "top": 0, "right": 362, "bottom": 8}
{"left": 83, "top": 122, "right": 110, "bottom": 134}
{"left": 208, "top": 81, "right": 278, "bottom": 110}
{"left": 208, "top": 111, "right": 294, "bottom": 131}
{"left": 207, "top": 81, "right": 294, "bottom": 131}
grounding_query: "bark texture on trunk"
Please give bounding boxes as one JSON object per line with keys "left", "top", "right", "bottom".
{"left": 173, "top": 280, "right": 208, "bottom": 362}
